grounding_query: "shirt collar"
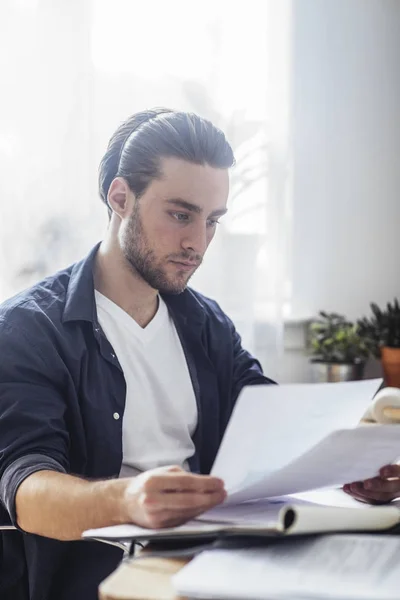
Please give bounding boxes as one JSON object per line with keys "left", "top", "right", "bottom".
{"left": 162, "top": 288, "right": 206, "bottom": 329}
{"left": 62, "top": 241, "right": 206, "bottom": 328}
{"left": 62, "top": 243, "right": 101, "bottom": 324}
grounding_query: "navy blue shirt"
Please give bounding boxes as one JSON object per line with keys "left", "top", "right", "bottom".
{"left": 0, "top": 243, "right": 274, "bottom": 599}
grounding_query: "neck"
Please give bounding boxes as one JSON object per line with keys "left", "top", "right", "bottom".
{"left": 93, "top": 235, "right": 159, "bottom": 328}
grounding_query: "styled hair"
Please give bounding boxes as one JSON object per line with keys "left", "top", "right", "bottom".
{"left": 98, "top": 108, "right": 235, "bottom": 217}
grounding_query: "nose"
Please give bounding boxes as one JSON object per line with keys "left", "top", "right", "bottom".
{"left": 181, "top": 221, "right": 209, "bottom": 256}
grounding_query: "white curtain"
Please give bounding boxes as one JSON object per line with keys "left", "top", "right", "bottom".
{"left": 0, "top": 0, "right": 292, "bottom": 379}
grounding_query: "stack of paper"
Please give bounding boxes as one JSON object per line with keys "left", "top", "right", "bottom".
{"left": 210, "top": 378, "right": 395, "bottom": 503}
{"left": 173, "top": 534, "right": 400, "bottom": 599}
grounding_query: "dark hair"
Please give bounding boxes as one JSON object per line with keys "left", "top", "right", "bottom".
{"left": 98, "top": 108, "right": 235, "bottom": 217}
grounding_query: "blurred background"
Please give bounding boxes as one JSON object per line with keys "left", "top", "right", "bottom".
{"left": 0, "top": 0, "right": 399, "bottom": 383}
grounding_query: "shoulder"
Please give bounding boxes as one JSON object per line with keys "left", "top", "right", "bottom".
{"left": 0, "top": 266, "right": 73, "bottom": 341}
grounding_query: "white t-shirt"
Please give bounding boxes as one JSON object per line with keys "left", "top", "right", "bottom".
{"left": 95, "top": 292, "right": 198, "bottom": 477}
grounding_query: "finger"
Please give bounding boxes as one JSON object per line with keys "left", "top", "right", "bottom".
{"left": 379, "top": 464, "right": 400, "bottom": 479}
{"left": 165, "top": 503, "right": 222, "bottom": 523}
{"left": 343, "top": 487, "right": 389, "bottom": 505}
{"left": 344, "top": 482, "right": 396, "bottom": 504}
{"left": 363, "top": 476, "right": 400, "bottom": 495}
{"left": 149, "top": 507, "right": 214, "bottom": 529}
{"left": 164, "top": 489, "right": 227, "bottom": 511}
{"left": 141, "top": 488, "right": 227, "bottom": 512}
{"left": 343, "top": 487, "right": 374, "bottom": 504}
{"left": 143, "top": 465, "right": 185, "bottom": 476}
{"left": 164, "top": 465, "right": 185, "bottom": 473}
{"left": 144, "top": 472, "right": 225, "bottom": 494}
{"left": 145, "top": 496, "right": 227, "bottom": 529}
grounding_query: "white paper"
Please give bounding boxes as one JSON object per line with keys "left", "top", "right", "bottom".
{"left": 225, "top": 424, "right": 400, "bottom": 503}
{"left": 202, "top": 489, "right": 367, "bottom": 524}
{"left": 82, "top": 519, "right": 222, "bottom": 541}
{"left": 173, "top": 534, "right": 400, "bottom": 599}
{"left": 211, "top": 379, "right": 384, "bottom": 499}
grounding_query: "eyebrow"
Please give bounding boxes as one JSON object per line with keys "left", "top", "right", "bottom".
{"left": 166, "top": 198, "right": 228, "bottom": 218}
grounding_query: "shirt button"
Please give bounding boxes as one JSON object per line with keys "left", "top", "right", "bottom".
{"left": 113, "top": 412, "right": 120, "bottom": 420}
{"left": 111, "top": 353, "right": 116, "bottom": 359}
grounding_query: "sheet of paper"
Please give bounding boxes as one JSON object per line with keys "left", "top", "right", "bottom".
{"left": 211, "top": 379, "right": 382, "bottom": 496}
{"left": 82, "top": 519, "right": 222, "bottom": 541}
{"left": 173, "top": 534, "right": 400, "bottom": 599}
{"left": 289, "top": 487, "right": 374, "bottom": 507}
{"left": 224, "top": 424, "right": 400, "bottom": 503}
{"left": 201, "top": 488, "right": 368, "bottom": 524}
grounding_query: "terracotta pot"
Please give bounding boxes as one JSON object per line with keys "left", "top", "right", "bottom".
{"left": 381, "top": 347, "right": 400, "bottom": 388}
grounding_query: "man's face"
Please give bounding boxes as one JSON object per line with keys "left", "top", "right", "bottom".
{"left": 119, "top": 157, "right": 229, "bottom": 294}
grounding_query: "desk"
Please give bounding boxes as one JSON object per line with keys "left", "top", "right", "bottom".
{"left": 99, "top": 555, "right": 190, "bottom": 600}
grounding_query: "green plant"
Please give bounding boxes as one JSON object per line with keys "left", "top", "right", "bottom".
{"left": 309, "top": 312, "right": 369, "bottom": 364}
{"left": 357, "top": 298, "right": 400, "bottom": 358}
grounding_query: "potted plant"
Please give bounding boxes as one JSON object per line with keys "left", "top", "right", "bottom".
{"left": 309, "top": 312, "right": 370, "bottom": 383}
{"left": 357, "top": 299, "right": 400, "bottom": 387}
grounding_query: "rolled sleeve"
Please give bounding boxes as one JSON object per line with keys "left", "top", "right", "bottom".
{"left": 0, "top": 319, "right": 70, "bottom": 523}
{"left": 0, "top": 454, "right": 66, "bottom": 527}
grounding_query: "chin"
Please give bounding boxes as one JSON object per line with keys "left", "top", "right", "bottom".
{"left": 160, "top": 277, "right": 189, "bottom": 295}
{"left": 159, "top": 286, "right": 186, "bottom": 295}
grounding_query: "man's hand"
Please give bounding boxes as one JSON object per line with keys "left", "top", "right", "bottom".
{"left": 122, "top": 465, "right": 227, "bottom": 529}
{"left": 16, "top": 467, "right": 226, "bottom": 540}
{"left": 343, "top": 464, "right": 400, "bottom": 505}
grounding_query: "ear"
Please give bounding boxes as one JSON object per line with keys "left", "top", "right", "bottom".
{"left": 107, "top": 177, "right": 134, "bottom": 218}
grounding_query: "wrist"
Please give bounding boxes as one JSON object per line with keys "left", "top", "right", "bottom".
{"left": 93, "top": 477, "right": 132, "bottom": 526}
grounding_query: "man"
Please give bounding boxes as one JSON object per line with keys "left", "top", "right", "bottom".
{"left": 0, "top": 108, "right": 398, "bottom": 599}
{"left": 0, "top": 108, "right": 275, "bottom": 599}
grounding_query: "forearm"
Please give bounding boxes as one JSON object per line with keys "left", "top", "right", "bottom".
{"left": 15, "top": 470, "right": 130, "bottom": 541}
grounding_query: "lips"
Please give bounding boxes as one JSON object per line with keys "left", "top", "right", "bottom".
{"left": 170, "top": 261, "right": 199, "bottom": 269}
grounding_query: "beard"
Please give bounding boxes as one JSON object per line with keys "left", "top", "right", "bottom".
{"left": 120, "top": 204, "right": 202, "bottom": 294}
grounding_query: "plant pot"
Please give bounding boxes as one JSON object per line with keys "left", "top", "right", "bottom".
{"left": 381, "top": 347, "right": 400, "bottom": 388}
{"left": 310, "top": 361, "right": 365, "bottom": 383}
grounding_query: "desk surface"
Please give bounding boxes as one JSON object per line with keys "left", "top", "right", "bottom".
{"left": 99, "top": 556, "right": 190, "bottom": 600}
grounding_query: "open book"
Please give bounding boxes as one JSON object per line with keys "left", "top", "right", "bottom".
{"left": 83, "top": 379, "right": 400, "bottom": 543}
{"left": 83, "top": 490, "right": 400, "bottom": 543}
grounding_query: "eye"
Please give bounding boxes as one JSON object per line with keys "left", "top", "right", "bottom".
{"left": 171, "top": 212, "right": 190, "bottom": 222}
{"left": 207, "top": 218, "right": 221, "bottom": 228}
